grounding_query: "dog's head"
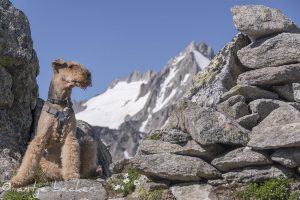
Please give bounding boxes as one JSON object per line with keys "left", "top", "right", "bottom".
{"left": 52, "top": 59, "right": 92, "bottom": 89}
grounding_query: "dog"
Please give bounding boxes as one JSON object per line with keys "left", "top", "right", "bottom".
{"left": 10, "top": 59, "right": 100, "bottom": 187}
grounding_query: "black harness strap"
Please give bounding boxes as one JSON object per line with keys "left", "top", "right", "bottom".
{"left": 42, "top": 99, "right": 74, "bottom": 142}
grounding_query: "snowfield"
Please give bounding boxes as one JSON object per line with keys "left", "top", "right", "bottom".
{"left": 76, "top": 81, "right": 149, "bottom": 129}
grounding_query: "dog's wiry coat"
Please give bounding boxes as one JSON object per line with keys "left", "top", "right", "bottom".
{"left": 10, "top": 59, "right": 97, "bottom": 187}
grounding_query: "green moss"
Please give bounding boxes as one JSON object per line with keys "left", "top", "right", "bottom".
{"left": 148, "top": 130, "right": 163, "bottom": 140}
{"left": 235, "top": 178, "right": 296, "bottom": 200}
{"left": 107, "top": 165, "right": 141, "bottom": 197}
{"left": 138, "top": 187, "right": 163, "bottom": 200}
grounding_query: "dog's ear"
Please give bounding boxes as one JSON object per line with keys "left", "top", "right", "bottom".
{"left": 52, "top": 58, "right": 67, "bottom": 73}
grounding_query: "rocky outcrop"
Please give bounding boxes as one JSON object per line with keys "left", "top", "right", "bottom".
{"left": 131, "top": 5, "right": 300, "bottom": 189}
{"left": 0, "top": 0, "right": 39, "bottom": 182}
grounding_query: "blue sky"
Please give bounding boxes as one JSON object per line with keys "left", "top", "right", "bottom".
{"left": 10, "top": 0, "right": 300, "bottom": 100}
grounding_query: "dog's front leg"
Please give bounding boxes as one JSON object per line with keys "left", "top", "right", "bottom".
{"left": 61, "top": 131, "right": 80, "bottom": 180}
{"left": 11, "top": 133, "right": 49, "bottom": 187}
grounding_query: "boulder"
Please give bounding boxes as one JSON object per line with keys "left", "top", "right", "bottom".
{"left": 168, "top": 100, "right": 249, "bottom": 146}
{"left": 249, "top": 99, "right": 300, "bottom": 122}
{"left": 237, "top": 64, "right": 300, "bottom": 86}
{"left": 231, "top": 5, "right": 300, "bottom": 41}
{"left": 217, "top": 95, "right": 249, "bottom": 120}
{"left": 186, "top": 33, "right": 250, "bottom": 107}
{"left": 0, "top": 0, "right": 39, "bottom": 183}
{"left": 138, "top": 140, "right": 222, "bottom": 161}
{"left": 272, "top": 83, "right": 300, "bottom": 103}
{"left": 161, "top": 129, "right": 192, "bottom": 143}
{"left": 131, "top": 153, "right": 221, "bottom": 182}
{"left": 222, "top": 166, "right": 295, "bottom": 183}
{"left": 36, "top": 179, "right": 107, "bottom": 200}
{"left": 271, "top": 148, "right": 300, "bottom": 168}
{"left": 171, "top": 184, "right": 217, "bottom": 200}
{"left": 211, "top": 147, "right": 272, "bottom": 172}
{"left": 248, "top": 106, "right": 300, "bottom": 149}
{"left": 237, "top": 33, "right": 300, "bottom": 69}
{"left": 76, "top": 120, "right": 112, "bottom": 177}
{"left": 236, "top": 113, "right": 259, "bottom": 130}
{"left": 220, "top": 85, "right": 278, "bottom": 102}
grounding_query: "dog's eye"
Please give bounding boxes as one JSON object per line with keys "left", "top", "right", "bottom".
{"left": 69, "top": 65, "right": 74, "bottom": 69}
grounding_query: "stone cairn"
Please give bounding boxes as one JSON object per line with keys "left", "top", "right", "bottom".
{"left": 130, "top": 5, "right": 300, "bottom": 196}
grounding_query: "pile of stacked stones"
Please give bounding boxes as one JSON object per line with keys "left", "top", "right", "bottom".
{"left": 131, "top": 5, "right": 300, "bottom": 186}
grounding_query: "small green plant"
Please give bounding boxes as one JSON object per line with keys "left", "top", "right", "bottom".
{"left": 138, "top": 187, "right": 163, "bottom": 200}
{"left": 148, "top": 130, "right": 163, "bottom": 140}
{"left": 108, "top": 165, "right": 141, "bottom": 196}
{"left": 235, "top": 178, "right": 296, "bottom": 200}
{"left": 3, "top": 166, "right": 50, "bottom": 200}
{"left": 289, "top": 192, "right": 300, "bottom": 200}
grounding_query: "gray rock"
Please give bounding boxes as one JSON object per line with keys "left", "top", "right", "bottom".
{"left": 237, "top": 33, "right": 300, "bottom": 69}
{"left": 0, "top": 148, "right": 21, "bottom": 182}
{"left": 211, "top": 147, "right": 272, "bottom": 172}
{"left": 168, "top": 100, "right": 250, "bottom": 146}
{"left": 131, "top": 153, "right": 221, "bottom": 181}
{"left": 248, "top": 99, "right": 300, "bottom": 122}
{"left": 138, "top": 140, "right": 222, "bottom": 161}
{"left": 187, "top": 33, "right": 250, "bottom": 107}
{"left": 222, "top": 165, "right": 295, "bottom": 183}
{"left": 248, "top": 106, "right": 300, "bottom": 149}
{"left": 217, "top": 95, "right": 249, "bottom": 120}
{"left": 161, "top": 129, "right": 192, "bottom": 143}
{"left": 221, "top": 85, "right": 278, "bottom": 102}
{"left": 0, "top": 66, "right": 13, "bottom": 108}
{"left": 236, "top": 113, "right": 259, "bottom": 130}
{"left": 237, "top": 64, "right": 300, "bottom": 86}
{"left": 271, "top": 148, "right": 300, "bottom": 168}
{"left": 135, "top": 175, "right": 170, "bottom": 192}
{"left": 76, "top": 121, "right": 112, "bottom": 177}
{"left": 0, "top": 0, "right": 39, "bottom": 183}
{"left": 231, "top": 5, "right": 300, "bottom": 41}
{"left": 171, "top": 184, "right": 217, "bottom": 200}
{"left": 272, "top": 83, "right": 300, "bottom": 103}
{"left": 36, "top": 179, "right": 107, "bottom": 200}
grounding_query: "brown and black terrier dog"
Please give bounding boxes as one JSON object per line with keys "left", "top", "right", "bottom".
{"left": 11, "top": 59, "right": 101, "bottom": 187}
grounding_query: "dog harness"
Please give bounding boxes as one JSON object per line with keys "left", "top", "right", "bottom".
{"left": 42, "top": 98, "right": 74, "bottom": 142}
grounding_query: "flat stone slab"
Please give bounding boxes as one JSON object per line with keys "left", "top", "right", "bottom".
{"left": 131, "top": 153, "right": 221, "bottom": 182}
{"left": 237, "top": 33, "right": 300, "bottom": 69}
{"left": 221, "top": 85, "right": 278, "bottom": 102}
{"left": 211, "top": 147, "right": 272, "bottom": 172}
{"left": 36, "top": 179, "right": 107, "bottom": 200}
{"left": 138, "top": 139, "right": 222, "bottom": 161}
{"left": 237, "top": 64, "right": 300, "bottom": 87}
{"left": 222, "top": 165, "right": 295, "bottom": 183}
{"left": 171, "top": 183, "right": 217, "bottom": 200}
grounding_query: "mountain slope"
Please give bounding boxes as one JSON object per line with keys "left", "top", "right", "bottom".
{"left": 76, "top": 41, "right": 214, "bottom": 161}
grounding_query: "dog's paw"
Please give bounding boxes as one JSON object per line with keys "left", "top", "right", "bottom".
{"left": 10, "top": 176, "right": 25, "bottom": 188}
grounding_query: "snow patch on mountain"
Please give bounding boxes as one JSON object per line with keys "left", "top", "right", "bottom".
{"left": 76, "top": 80, "right": 150, "bottom": 128}
{"left": 193, "top": 50, "right": 210, "bottom": 69}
